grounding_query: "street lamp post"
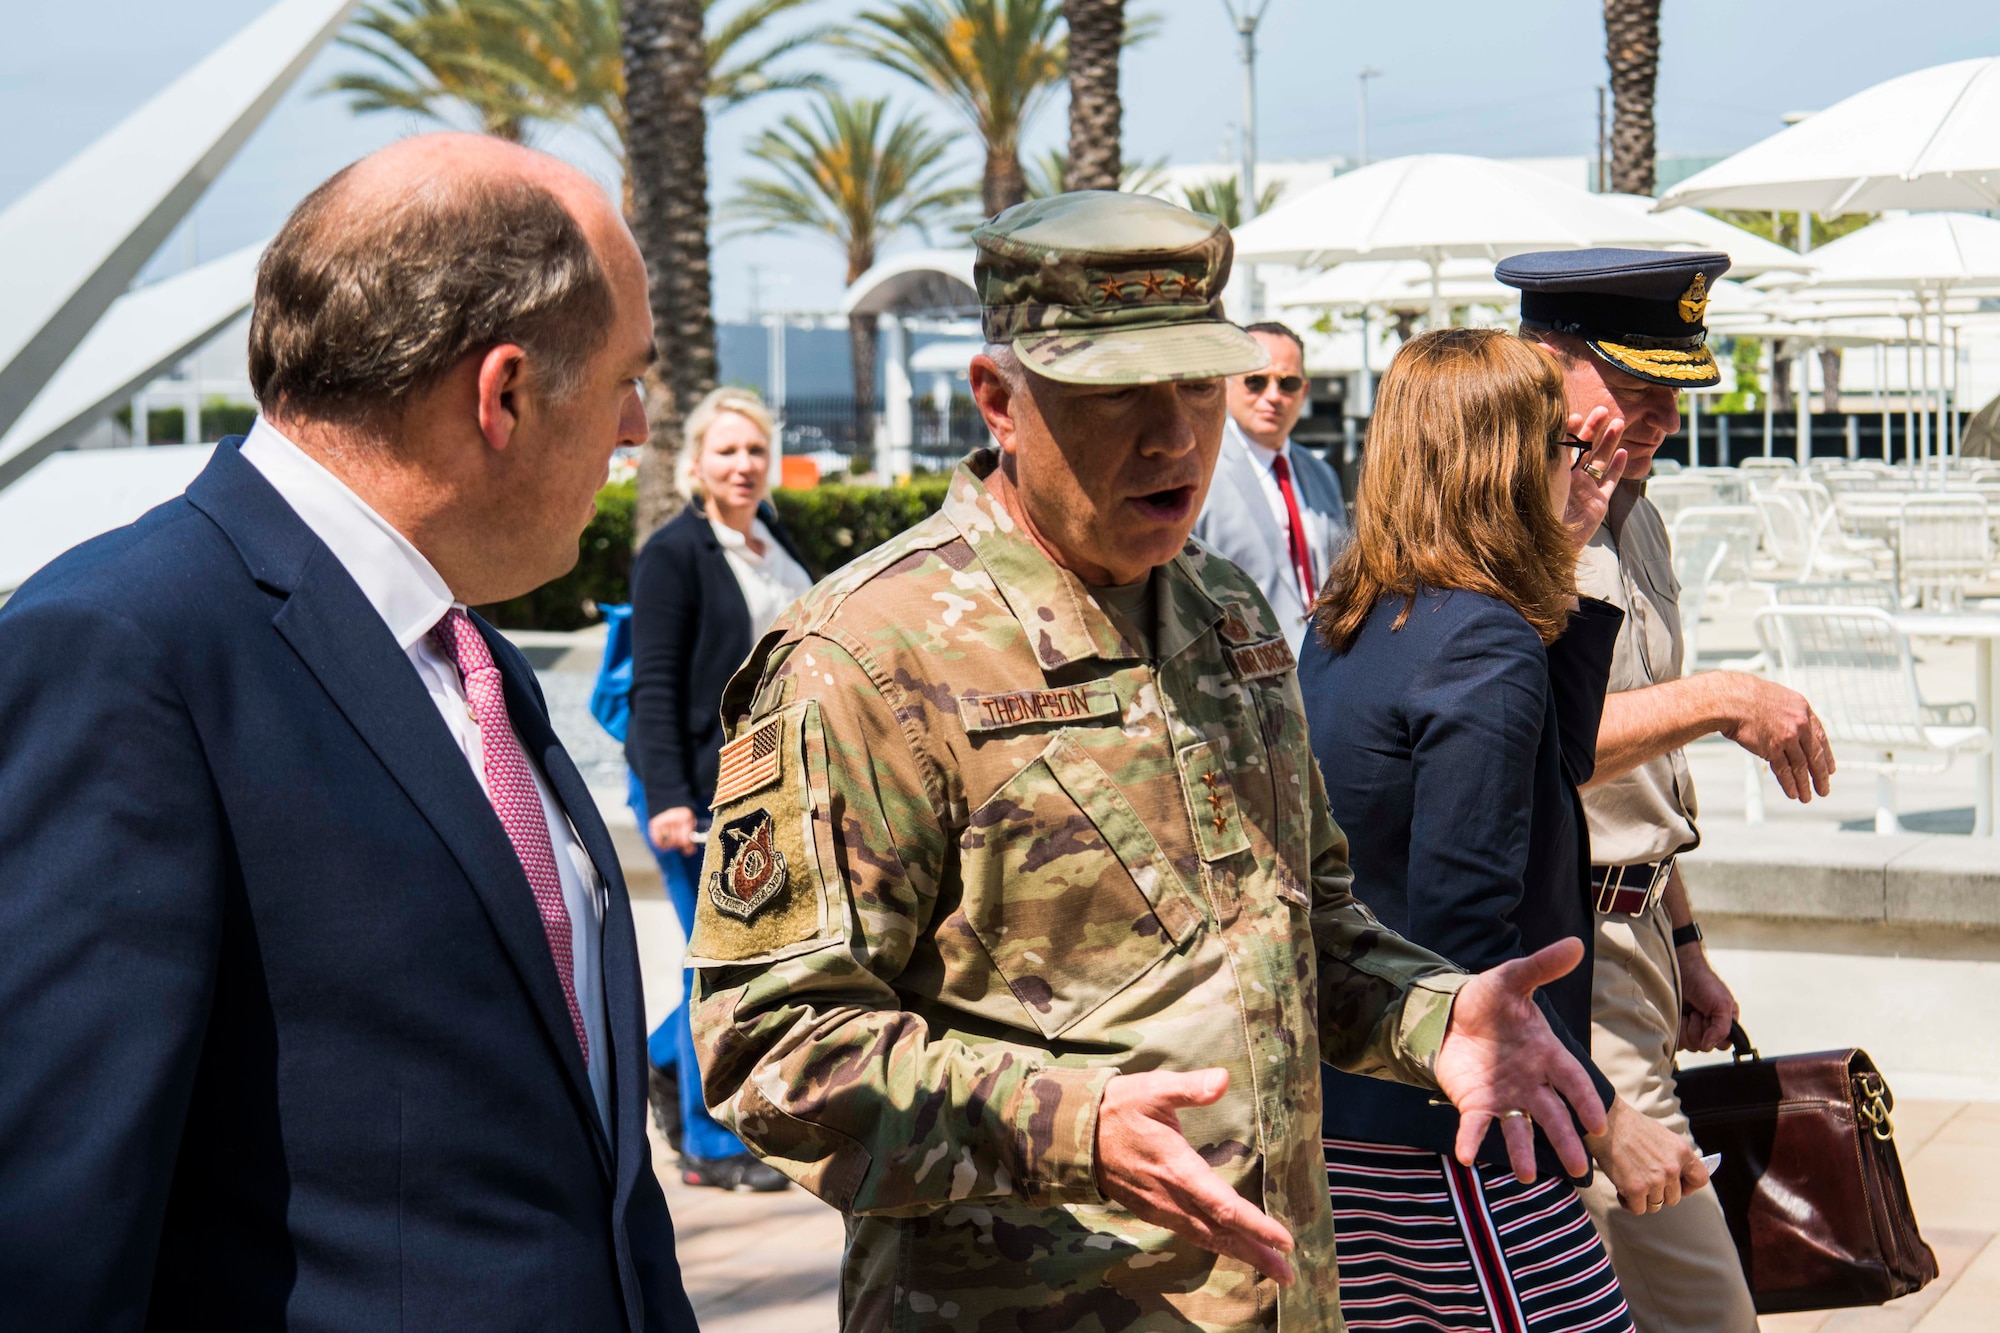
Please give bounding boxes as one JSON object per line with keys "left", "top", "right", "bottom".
{"left": 1219, "top": 0, "right": 1273, "bottom": 319}
{"left": 1357, "top": 66, "right": 1382, "bottom": 167}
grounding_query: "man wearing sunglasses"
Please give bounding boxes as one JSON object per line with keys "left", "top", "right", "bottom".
{"left": 1192, "top": 321, "right": 1347, "bottom": 652}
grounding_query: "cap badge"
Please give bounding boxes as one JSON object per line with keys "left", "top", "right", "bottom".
{"left": 1678, "top": 273, "right": 1710, "bottom": 325}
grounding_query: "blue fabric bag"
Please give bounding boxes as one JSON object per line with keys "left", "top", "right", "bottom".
{"left": 589, "top": 603, "right": 633, "bottom": 742}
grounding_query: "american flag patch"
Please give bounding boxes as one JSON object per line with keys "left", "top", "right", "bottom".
{"left": 713, "top": 714, "right": 783, "bottom": 806}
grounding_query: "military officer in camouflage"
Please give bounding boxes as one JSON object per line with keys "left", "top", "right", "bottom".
{"left": 688, "top": 191, "right": 1609, "bottom": 1331}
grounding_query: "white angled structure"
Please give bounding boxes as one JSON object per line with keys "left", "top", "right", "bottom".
{"left": 0, "top": 0, "right": 357, "bottom": 486}
{"left": 0, "top": 245, "right": 266, "bottom": 475}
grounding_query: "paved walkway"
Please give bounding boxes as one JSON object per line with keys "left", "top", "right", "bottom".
{"left": 653, "top": 1100, "right": 1999, "bottom": 1330}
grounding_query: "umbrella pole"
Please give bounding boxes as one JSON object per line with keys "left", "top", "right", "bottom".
{"left": 1796, "top": 342, "right": 1810, "bottom": 466}
{"left": 1429, "top": 256, "right": 1445, "bottom": 331}
{"left": 1903, "top": 316, "right": 1916, "bottom": 471}
{"left": 1762, "top": 341, "right": 1775, "bottom": 457}
{"left": 1690, "top": 392, "right": 1701, "bottom": 468}
{"left": 1879, "top": 343, "right": 1890, "bottom": 462}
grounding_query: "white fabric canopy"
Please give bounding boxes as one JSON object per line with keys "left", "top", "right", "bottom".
{"left": 1232, "top": 154, "right": 1699, "bottom": 269}
{"left": 1658, "top": 58, "right": 2000, "bottom": 213}
{"left": 1759, "top": 213, "right": 2000, "bottom": 291}
{"left": 1275, "top": 258, "right": 1513, "bottom": 312}
{"left": 1599, "top": 195, "right": 1814, "bottom": 276}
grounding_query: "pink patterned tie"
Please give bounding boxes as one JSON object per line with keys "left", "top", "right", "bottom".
{"left": 430, "top": 609, "right": 588, "bottom": 1063}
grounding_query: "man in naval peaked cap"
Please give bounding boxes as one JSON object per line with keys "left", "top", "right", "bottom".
{"left": 1505, "top": 248, "right": 1837, "bottom": 1333}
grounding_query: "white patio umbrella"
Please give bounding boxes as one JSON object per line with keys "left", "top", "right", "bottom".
{"left": 1599, "top": 194, "right": 1815, "bottom": 276}
{"left": 1658, "top": 58, "right": 2000, "bottom": 214}
{"left": 1277, "top": 258, "right": 1515, "bottom": 312}
{"left": 1231, "top": 154, "right": 1703, "bottom": 325}
{"left": 1765, "top": 213, "right": 2000, "bottom": 467}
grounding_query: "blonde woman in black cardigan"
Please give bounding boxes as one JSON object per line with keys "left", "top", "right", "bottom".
{"left": 626, "top": 388, "right": 812, "bottom": 1191}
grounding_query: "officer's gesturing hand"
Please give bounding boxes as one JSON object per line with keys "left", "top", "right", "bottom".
{"left": 1094, "top": 1069, "right": 1297, "bottom": 1286}
{"left": 1433, "top": 938, "right": 1610, "bottom": 1182}
{"left": 1714, "top": 673, "right": 1835, "bottom": 802}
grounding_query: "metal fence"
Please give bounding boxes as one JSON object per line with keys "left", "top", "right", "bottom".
{"left": 776, "top": 395, "right": 991, "bottom": 475}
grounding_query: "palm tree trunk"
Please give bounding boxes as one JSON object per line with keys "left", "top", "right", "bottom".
{"left": 1064, "top": 0, "right": 1124, "bottom": 192}
{"left": 623, "top": 0, "right": 716, "bottom": 544}
{"left": 983, "top": 144, "right": 1028, "bottom": 217}
{"left": 848, "top": 312, "right": 879, "bottom": 475}
{"left": 1603, "top": 0, "right": 1660, "bottom": 195}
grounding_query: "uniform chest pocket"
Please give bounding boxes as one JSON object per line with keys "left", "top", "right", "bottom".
{"left": 959, "top": 732, "right": 1207, "bottom": 1038}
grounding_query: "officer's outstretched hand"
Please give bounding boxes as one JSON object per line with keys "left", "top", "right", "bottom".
{"left": 1095, "top": 1069, "right": 1296, "bottom": 1286}
{"left": 1434, "top": 939, "right": 1608, "bottom": 1183}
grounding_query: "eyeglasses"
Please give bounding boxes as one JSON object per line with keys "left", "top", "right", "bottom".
{"left": 1243, "top": 374, "right": 1305, "bottom": 395}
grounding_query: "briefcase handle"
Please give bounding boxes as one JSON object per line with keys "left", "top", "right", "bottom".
{"left": 1726, "top": 1021, "right": 1762, "bottom": 1064}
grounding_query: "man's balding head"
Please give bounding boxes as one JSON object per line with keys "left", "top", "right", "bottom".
{"left": 249, "top": 133, "right": 637, "bottom": 424}
{"left": 248, "top": 134, "right": 655, "bottom": 606}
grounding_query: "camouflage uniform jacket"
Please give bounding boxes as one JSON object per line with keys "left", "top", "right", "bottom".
{"left": 688, "top": 451, "right": 1468, "bottom": 1332}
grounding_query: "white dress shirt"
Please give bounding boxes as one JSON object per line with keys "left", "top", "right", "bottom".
{"left": 712, "top": 514, "right": 814, "bottom": 639}
{"left": 241, "top": 418, "right": 611, "bottom": 1132}
{"left": 1226, "top": 418, "right": 1312, "bottom": 597}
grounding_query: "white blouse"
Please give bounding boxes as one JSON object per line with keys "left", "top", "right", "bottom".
{"left": 712, "top": 515, "right": 815, "bottom": 637}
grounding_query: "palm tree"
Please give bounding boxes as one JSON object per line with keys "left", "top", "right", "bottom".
{"left": 620, "top": 0, "right": 827, "bottom": 540}
{"left": 329, "top": 0, "right": 546, "bottom": 139}
{"left": 1602, "top": 0, "right": 1660, "bottom": 195}
{"left": 1062, "top": 0, "right": 1122, "bottom": 191}
{"left": 1023, "top": 146, "right": 1165, "bottom": 200}
{"left": 839, "top": 0, "right": 1066, "bottom": 217}
{"left": 1178, "top": 175, "right": 1284, "bottom": 230}
{"left": 333, "top": 0, "right": 824, "bottom": 160}
{"left": 728, "top": 92, "right": 973, "bottom": 471}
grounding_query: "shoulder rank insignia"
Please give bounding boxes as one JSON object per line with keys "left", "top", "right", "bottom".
{"left": 1678, "top": 273, "right": 1709, "bottom": 325}
{"left": 708, "top": 808, "right": 789, "bottom": 922}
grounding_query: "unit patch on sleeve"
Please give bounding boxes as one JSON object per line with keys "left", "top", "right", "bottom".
{"left": 1226, "top": 636, "right": 1296, "bottom": 682}
{"left": 958, "top": 681, "right": 1120, "bottom": 733}
{"left": 708, "top": 807, "right": 789, "bottom": 922}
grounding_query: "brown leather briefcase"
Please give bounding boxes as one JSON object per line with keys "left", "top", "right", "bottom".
{"left": 1675, "top": 1024, "right": 1938, "bottom": 1314}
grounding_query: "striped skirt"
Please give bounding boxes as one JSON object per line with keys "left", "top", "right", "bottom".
{"left": 1324, "top": 1137, "right": 1633, "bottom": 1333}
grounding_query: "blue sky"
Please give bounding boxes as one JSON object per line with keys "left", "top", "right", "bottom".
{"left": 6, "top": 0, "right": 1999, "bottom": 321}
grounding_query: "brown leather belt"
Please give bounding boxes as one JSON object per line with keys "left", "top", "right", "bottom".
{"left": 1590, "top": 857, "right": 1675, "bottom": 916}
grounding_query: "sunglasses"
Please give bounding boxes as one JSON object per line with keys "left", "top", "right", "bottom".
{"left": 1243, "top": 374, "right": 1305, "bottom": 395}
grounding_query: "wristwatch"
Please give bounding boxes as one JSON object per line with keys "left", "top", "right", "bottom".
{"left": 1672, "top": 921, "right": 1704, "bottom": 949}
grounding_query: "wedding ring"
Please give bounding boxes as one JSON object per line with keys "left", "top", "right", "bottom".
{"left": 1582, "top": 461, "right": 1607, "bottom": 481}
{"left": 1501, "top": 1109, "right": 1529, "bottom": 1121}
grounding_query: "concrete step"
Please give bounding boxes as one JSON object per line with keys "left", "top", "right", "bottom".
{"left": 1681, "top": 821, "right": 2000, "bottom": 926}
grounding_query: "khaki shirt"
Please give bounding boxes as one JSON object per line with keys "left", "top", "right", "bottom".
{"left": 1575, "top": 486, "right": 1700, "bottom": 865}
{"left": 688, "top": 451, "right": 1465, "bottom": 1331}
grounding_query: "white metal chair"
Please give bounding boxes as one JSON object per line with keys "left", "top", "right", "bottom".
{"left": 1650, "top": 457, "right": 1683, "bottom": 475}
{"left": 1770, "top": 580, "right": 1901, "bottom": 612}
{"left": 1645, "top": 476, "right": 1721, "bottom": 526}
{"left": 1671, "top": 505, "right": 1763, "bottom": 591}
{"left": 1740, "top": 458, "right": 1799, "bottom": 477}
{"left": 1753, "top": 491, "right": 1877, "bottom": 581}
{"left": 1671, "top": 533, "right": 1729, "bottom": 672}
{"left": 1898, "top": 494, "right": 1990, "bottom": 610}
{"left": 1753, "top": 605, "right": 1988, "bottom": 834}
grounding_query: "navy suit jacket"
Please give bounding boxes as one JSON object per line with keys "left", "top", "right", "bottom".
{"left": 1303, "top": 588, "right": 1622, "bottom": 1181}
{"left": 0, "top": 441, "right": 697, "bottom": 1331}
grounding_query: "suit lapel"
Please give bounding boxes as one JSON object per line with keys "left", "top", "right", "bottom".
{"left": 1224, "top": 432, "right": 1305, "bottom": 624}
{"left": 187, "top": 443, "right": 609, "bottom": 1174}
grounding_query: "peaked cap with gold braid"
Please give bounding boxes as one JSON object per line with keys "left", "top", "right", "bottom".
{"left": 1497, "top": 247, "right": 1734, "bottom": 388}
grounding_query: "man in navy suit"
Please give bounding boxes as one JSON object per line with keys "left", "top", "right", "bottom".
{"left": 0, "top": 134, "right": 697, "bottom": 1330}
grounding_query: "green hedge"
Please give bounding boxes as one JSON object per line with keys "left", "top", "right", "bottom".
{"left": 477, "top": 476, "right": 953, "bottom": 630}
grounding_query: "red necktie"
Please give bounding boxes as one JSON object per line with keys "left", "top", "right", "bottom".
{"left": 431, "top": 609, "right": 588, "bottom": 1063}
{"left": 1271, "top": 453, "right": 1317, "bottom": 601}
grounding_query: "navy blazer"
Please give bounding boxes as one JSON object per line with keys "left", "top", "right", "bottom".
{"left": 0, "top": 441, "right": 696, "bottom": 1331}
{"left": 1303, "top": 588, "right": 1623, "bottom": 1180}
{"left": 625, "top": 502, "right": 812, "bottom": 819}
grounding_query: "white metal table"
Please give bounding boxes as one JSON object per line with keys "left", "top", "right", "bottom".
{"left": 1893, "top": 610, "right": 2000, "bottom": 835}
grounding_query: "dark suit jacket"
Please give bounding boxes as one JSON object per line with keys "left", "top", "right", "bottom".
{"left": 0, "top": 441, "right": 696, "bottom": 1331}
{"left": 626, "top": 502, "right": 812, "bottom": 819}
{"left": 1303, "top": 587, "right": 1623, "bottom": 1180}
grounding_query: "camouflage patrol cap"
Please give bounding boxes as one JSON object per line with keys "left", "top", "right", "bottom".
{"left": 972, "top": 191, "right": 1271, "bottom": 385}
